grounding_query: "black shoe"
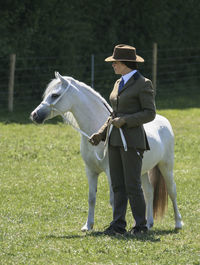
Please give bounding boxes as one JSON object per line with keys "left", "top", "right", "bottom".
{"left": 103, "top": 225, "right": 126, "bottom": 236}
{"left": 129, "top": 226, "right": 148, "bottom": 235}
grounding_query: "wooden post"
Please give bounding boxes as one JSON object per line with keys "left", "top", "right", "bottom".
{"left": 152, "top": 43, "right": 157, "bottom": 93}
{"left": 91, "top": 54, "right": 94, "bottom": 88}
{"left": 8, "top": 54, "right": 16, "bottom": 112}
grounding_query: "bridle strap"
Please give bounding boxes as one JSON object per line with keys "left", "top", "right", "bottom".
{"left": 42, "top": 79, "right": 128, "bottom": 160}
{"left": 41, "top": 80, "right": 72, "bottom": 108}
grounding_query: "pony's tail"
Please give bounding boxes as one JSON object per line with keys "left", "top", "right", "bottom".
{"left": 149, "top": 165, "right": 168, "bottom": 219}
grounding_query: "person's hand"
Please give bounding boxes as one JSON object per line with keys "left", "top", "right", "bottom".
{"left": 112, "top": 117, "right": 126, "bottom": 128}
{"left": 89, "top": 133, "right": 102, "bottom": 145}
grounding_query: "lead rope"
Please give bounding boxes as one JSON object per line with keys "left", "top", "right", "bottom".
{"left": 51, "top": 107, "right": 128, "bottom": 161}
{"left": 51, "top": 107, "right": 91, "bottom": 139}
{"left": 43, "top": 79, "right": 127, "bottom": 160}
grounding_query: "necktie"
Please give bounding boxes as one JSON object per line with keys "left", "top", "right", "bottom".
{"left": 118, "top": 78, "right": 124, "bottom": 93}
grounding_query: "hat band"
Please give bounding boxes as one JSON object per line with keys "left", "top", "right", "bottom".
{"left": 113, "top": 48, "right": 137, "bottom": 61}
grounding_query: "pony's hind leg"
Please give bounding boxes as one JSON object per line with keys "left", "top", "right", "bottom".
{"left": 81, "top": 166, "right": 99, "bottom": 231}
{"left": 158, "top": 160, "right": 183, "bottom": 229}
{"left": 141, "top": 172, "right": 154, "bottom": 229}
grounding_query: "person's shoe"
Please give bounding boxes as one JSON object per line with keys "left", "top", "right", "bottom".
{"left": 129, "top": 225, "right": 148, "bottom": 235}
{"left": 103, "top": 225, "right": 126, "bottom": 236}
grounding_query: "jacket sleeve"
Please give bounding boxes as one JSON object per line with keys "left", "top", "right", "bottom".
{"left": 123, "top": 80, "right": 156, "bottom": 128}
{"left": 97, "top": 117, "right": 111, "bottom": 141}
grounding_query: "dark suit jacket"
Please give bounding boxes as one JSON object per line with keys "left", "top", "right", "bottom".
{"left": 98, "top": 72, "right": 156, "bottom": 150}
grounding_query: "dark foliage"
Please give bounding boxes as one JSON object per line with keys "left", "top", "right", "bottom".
{"left": 0, "top": 0, "right": 200, "bottom": 108}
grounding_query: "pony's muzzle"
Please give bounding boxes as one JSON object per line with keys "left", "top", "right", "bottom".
{"left": 30, "top": 110, "right": 45, "bottom": 124}
{"left": 30, "top": 111, "right": 38, "bottom": 123}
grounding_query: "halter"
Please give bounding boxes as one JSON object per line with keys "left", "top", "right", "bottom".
{"left": 41, "top": 80, "right": 71, "bottom": 109}
{"left": 42, "top": 79, "right": 128, "bottom": 160}
{"left": 41, "top": 80, "right": 91, "bottom": 139}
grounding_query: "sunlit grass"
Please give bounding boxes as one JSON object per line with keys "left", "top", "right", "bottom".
{"left": 0, "top": 108, "right": 199, "bottom": 264}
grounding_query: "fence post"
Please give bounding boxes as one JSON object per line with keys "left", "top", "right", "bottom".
{"left": 91, "top": 54, "right": 94, "bottom": 88}
{"left": 8, "top": 54, "right": 16, "bottom": 112}
{"left": 152, "top": 43, "right": 157, "bottom": 93}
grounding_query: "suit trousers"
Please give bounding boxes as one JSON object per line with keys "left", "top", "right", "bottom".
{"left": 108, "top": 145, "right": 146, "bottom": 231}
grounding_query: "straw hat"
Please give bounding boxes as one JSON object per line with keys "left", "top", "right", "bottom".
{"left": 105, "top": 44, "right": 144, "bottom": 63}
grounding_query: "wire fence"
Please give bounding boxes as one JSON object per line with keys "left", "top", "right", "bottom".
{"left": 0, "top": 45, "right": 200, "bottom": 112}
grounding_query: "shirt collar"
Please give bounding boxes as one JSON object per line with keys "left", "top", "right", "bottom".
{"left": 122, "top": 70, "right": 137, "bottom": 85}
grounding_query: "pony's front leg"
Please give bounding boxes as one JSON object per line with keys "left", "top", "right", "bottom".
{"left": 141, "top": 172, "right": 154, "bottom": 229}
{"left": 105, "top": 168, "right": 114, "bottom": 211}
{"left": 81, "top": 166, "right": 98, "bottom": 232}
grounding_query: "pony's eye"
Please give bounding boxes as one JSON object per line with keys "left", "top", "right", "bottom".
{"left": 52, "top": 93, "right": 59, "bottom": 99}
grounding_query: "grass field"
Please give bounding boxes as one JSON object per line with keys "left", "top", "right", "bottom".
{"left": 0, "top": 107, "right": 199, "bottom": 265}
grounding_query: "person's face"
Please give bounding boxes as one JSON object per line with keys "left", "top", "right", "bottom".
{"left": 112, "top": 61, "right": 130, "bottom": 75}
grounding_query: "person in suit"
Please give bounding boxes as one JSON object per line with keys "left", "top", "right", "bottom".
{"left": 89, "top": 44, "right": 156, "bottom": 235}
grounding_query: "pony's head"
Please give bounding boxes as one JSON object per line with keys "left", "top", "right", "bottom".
{"left": 30, "top": 72, "right": 73, "bottom": 123}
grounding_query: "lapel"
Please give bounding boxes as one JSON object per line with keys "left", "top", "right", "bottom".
{"left": 112, "top": 78, "right": 122, "bottom": 96}
{"left": 118, "top": 71, "right": 141, "bottom": 95}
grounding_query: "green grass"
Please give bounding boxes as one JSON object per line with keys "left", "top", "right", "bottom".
{"left": 0, "top": 108, "right": 200, "bottom": 264}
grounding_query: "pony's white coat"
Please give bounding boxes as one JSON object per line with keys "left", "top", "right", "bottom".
{"left": 31, "top": 72, "right": 183, "bottom": 231}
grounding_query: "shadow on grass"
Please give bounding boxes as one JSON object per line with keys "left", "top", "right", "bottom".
{"left": 0, "top": 104, "right": 63, "bottom": 125}
{"left": 45, "top": 234, "right": 86, "bottom": 240}
{"left": 1, "top": 92, "right": 199, "bottom": 125}
{"left": 44, "top": 228, "right": 180, "bottom": 242}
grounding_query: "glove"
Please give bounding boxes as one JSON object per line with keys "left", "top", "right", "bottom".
{"left": 112, "top": 117, "right": 126, "bottom": 128}
{"left": 89, "top": 133, "right": 102, "bottom": 145}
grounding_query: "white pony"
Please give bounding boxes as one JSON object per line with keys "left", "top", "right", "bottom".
{"left": 30, "top": 72, "right": 183, "bottom": 231}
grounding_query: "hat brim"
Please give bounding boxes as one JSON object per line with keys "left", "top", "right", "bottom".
{"left": 105, "top": 55, "right": 144, "bottom": 63}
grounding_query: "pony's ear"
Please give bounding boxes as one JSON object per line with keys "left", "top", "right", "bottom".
{"left": 55, "top": 72, "right": 68, "bottom": 86}
{"left": 55, "top": 71, "right": 59, "bottom": 79}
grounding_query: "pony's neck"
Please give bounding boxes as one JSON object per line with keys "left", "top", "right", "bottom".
{"left": 70, "top": 89, "right": 109, "bottom": 136}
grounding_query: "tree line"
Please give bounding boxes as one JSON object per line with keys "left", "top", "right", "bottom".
{"left": 0, "top": 0, "right": 200, "bottom": 102}
{"left": 1, "top": 0, "right": 199, "bottom": 56}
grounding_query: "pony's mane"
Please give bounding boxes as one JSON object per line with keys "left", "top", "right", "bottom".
{"left": 71, "top": 78, "right": 111, "bottom": 111}
{"left": 44, "top": 76, "right": 108, "bottom": 104}
{"left": 43, "top": 76, "right": 112, "bottom": 129}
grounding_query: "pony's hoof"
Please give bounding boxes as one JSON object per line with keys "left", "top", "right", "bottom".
{"left": 147, "top": 222, "right": 154, "bottom": 230}
{"left": 175, "top": 221, "right": 184, "bottom": 230}
{"left": 81, "top": 223, "right": 94, "bottom": 232}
